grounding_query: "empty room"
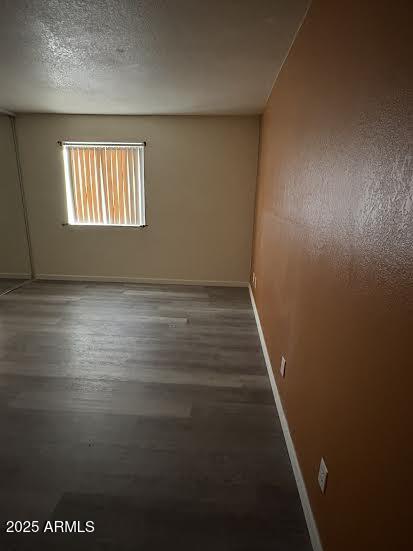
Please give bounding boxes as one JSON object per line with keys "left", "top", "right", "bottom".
{"left": 0, "top": 1, "right": 411, "bottom": 550}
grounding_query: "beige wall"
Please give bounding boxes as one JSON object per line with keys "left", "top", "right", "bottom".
{"left": 0, "top": 115, "right": 31, "bottom": 277}
{"left": 17, "top": 115, "right": 259, "bottom": 284}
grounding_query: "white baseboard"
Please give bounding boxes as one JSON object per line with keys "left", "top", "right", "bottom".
{"left": 0, "top": 273, "right": 31, "bottom": 279}
{"left": 36, "top": 274, "right": 248, "bottom": 288}
{"left": 248, "top": 285, "right": 323, "bottom": 551}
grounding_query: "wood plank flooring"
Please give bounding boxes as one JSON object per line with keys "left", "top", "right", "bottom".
{"left": 0, "top": 279, "right": 28, "bottom": 295}
{"left": 0, "top": 281, "right": 311, "bottom": 550}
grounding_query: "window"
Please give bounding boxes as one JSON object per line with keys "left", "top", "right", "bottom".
{"left": 62, "top": 142, "right": 146, "bottom": 226}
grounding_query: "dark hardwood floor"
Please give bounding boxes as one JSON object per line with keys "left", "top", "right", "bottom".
{"left": 0, "top": 279, "right": 28, "bottom": 295}
{"left": 0, "top": 281, "right": 311, "bottom": 550}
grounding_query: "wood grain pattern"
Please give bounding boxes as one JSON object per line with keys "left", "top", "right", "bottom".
{"left": 0, "top": 278, "right": 28, "bottom": 295}
{"left": 0, "top": 281, "right": 311, "bottom": 550}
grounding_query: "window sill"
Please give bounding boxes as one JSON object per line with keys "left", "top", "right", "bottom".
{"left": 62, "top": 223, "right": 147, "bottom": 229}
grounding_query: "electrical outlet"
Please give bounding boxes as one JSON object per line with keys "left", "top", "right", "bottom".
{"left": 252, "top": 272, "right": 257, "bottom": 289}
{"left": 280, "top": 356, "right": 286, "bottom": 377}
{"left": 318, "top": 457, "right": 328, "bottom": 494}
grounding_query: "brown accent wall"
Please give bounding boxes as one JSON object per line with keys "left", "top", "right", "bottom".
{"left": 251, "top": 1, "right": 412, "bottom": 550}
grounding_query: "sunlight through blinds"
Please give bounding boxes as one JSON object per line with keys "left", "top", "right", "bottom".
{"left": 62, "top": 143, "right": 145, "bottom": 226}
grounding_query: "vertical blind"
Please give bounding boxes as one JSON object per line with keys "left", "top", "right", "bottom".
{"left": 62, "top": 143, "right": 145, "bottom": 226}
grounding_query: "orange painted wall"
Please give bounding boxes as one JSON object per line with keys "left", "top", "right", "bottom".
{"left": 251, "top": 1, "right": 412, "bottom": 550}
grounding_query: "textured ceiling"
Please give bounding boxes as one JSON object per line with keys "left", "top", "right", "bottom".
{"left": 0, "top": 0, "right": 308, "bottom": 115}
